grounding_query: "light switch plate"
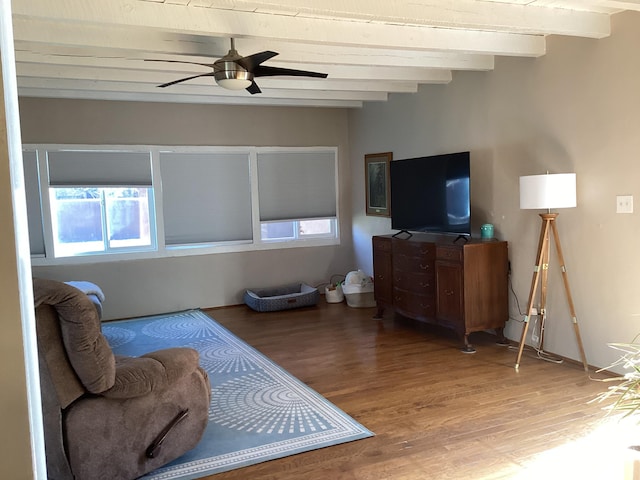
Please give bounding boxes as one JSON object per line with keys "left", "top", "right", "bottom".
{"left": 617, "top": 195, "right": 634, "bottom": 214}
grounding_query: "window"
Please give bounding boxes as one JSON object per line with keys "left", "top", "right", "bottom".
{"left": 257, "top": 150, "right": 337, "bottom": 242}
{"left": 261, "top": 219, "right": 336, "bottom": 241}
{"left": 49, "top": 187, "right": 154, "bottom": 257}
{"left": 44, "top": 149, "right": 155, "bottom": 258}
{"left": 24, "top": 145, "right": 339, "bottom": 263}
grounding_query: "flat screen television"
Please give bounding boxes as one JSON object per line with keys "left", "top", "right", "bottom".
{"left": 390, "top": 151, "right": 471, "bottom": 236}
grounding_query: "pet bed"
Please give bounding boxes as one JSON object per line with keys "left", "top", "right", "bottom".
{"left": 244, "top": 283, "right": 319, "bottom": 312}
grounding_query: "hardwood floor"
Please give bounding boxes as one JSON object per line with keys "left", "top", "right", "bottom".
{"left": 201, "top": 300, "right": 632, "bottom": 480}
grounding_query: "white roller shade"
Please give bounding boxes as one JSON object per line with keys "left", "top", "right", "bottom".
{"left": 257, "top": 151, "right": 336, "bottom": 222}
{"left": 22, "top": 150, "right": 45, "bottom": 255}
{"left": 47, "top": 150, "right": 152, "bottom": 186}
{"left": 160, "top": 152, "right": 252, "bottom": 245}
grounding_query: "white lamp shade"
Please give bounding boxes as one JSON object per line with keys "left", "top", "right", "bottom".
{"left": 519, "top": 173, "right": 577, "bottom": 210}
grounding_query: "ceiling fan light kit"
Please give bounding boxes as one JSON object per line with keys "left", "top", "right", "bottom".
{"left": 214, "top": 66, "right": 253, "bottom": 90}
{"left": 216, "top": 78, "right": 252, "bottom": 90}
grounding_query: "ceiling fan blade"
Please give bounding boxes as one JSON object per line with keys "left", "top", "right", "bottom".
{"left": 145, "top": 59, "right": 216, "bottom": 69}
{"left": 253, "top": 65, "right": 328, "bottom": 79}
{"left": 246, "top": 81, "right": 262, "bottom": 95}
{"left": 236, "top": 51, "right": 278, "bottom": 71}
{"left": 158, "top": 72, "right": 215, "bottom": 88}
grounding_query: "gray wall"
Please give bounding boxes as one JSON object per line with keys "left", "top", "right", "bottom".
{"left": 21, "top": 99, "right": 354, "bottom": 320}
{"left": 349, "top": 11, "right": 640, "bottom": 371}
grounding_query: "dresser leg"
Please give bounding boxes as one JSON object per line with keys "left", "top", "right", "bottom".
{"left": 373, "top": 306, "right": 385, "bottom": 319}
{"left": 461, "top": 334, "right": 476, "bottom": 354}
{"left": 495, "top": 327, "right": 509, "bottom": 346}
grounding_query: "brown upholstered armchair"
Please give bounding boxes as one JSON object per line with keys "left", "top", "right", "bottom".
{"left": 33, "top": 278, "right": 211, "bottom": 480}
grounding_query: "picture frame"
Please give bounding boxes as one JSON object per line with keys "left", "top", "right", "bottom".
{"left": 365, "top": 152, "right": 392, "bottom": 217}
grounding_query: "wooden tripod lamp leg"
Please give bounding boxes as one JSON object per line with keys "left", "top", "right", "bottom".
{"left": 538, "top": 226, "right": 551, "bottom": 351}
{"left": 549, "top": 220, "right": 589, "bottom": 372}
{"left": 515, "top": 216, "right": 551, "bottom": 370}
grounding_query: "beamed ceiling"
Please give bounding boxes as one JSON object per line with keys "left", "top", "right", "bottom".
{"left": 11, "top": 0, "right": 640, "bottom": 108}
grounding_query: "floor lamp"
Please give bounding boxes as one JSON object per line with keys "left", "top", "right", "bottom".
{"left": 514, "top": 173, "right": 589, "bottom": 372}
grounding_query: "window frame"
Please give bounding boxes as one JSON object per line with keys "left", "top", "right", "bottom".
{"left": 26, "top": 144, "right": 340, "bottom": 266}
{"left": 47, "top": 186, "right": 157, "bottom": 258}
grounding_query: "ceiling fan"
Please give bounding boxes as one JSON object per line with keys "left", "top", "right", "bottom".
{"left": 147, "top": 38, "right": 328, "bottom": 94}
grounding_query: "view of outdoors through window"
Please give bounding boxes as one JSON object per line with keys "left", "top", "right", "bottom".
{"left": 260, "top": 219, "right": 334, "bottom": 241}
{"left": 49, "top": 187, "right": 153, "bottom": 257}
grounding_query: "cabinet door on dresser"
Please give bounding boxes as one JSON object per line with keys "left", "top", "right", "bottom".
{"left": 435, "top": 261, "right": 464, "bottom": 327}
{"left": 372, "top": 236, "right": 393, "bottom": 309}
{"left": 462, "top": 242, "right": 510, "bottom": 332}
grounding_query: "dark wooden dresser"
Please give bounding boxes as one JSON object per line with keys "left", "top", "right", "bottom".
{"left": 372, "top": 233, "right": 509, "bottom": 352}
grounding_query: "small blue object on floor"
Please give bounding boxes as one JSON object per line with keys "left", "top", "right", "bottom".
{"left": 102, "top": 309, "right": 372, "bottom": 479}
{"left": 244, "top": 283, "right": 319, "bottom": 312}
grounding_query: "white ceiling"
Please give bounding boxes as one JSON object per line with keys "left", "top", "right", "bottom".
{"left": 11, "top": 0, "right": 639, "bottom": 108}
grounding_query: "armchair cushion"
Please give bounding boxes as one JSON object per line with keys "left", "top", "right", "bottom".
{"left": 104, "top": 348, "right": 201, "bottom": 399}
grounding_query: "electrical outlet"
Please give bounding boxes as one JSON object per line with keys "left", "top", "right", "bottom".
{"left": 617, "top": 195, "right": 634, "bottom": 214}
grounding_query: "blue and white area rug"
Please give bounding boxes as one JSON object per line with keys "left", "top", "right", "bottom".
{"left": 102, "top": 309, "right": 373, "bottom": 479}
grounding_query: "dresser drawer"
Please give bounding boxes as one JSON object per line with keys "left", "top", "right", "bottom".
{"left": 393, "top": 288, "right": 436, "bottom": 318}
{"left": 393, "top": 271, "right": 434, "bottom": 293}
{"left": 393, "top": 254, "right": 434, "bottom": 274}
{"left": 436, "top": 245, "right": 463, "bottom": 262}
{"left": 392, "top": 238, "right": 435, "bottom": 259}
{"left": 373, "top": 236, "right": 392, "bottom": 252}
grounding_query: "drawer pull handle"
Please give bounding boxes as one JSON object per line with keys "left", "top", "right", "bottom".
{"left": 419, "top": 282, "right": 430, "bottom": 288}
{"left": 419, "top": 264, "right": 430, "bottom": 270}
{"left": 445, "top": 290, "right": 454, "bottom": 296}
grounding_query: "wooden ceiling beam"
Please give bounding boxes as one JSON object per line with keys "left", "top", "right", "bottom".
{"left": 13, "top": 0, "right": 547, "bottom": 57}
{"left": 17, "top": 87, "right": 364, "bottom": 108}
{"left": 188, "top": 0, "right": 611, "bottom": 38}
{"left": 16, "top": 77, "right": 389, "bottom": 101}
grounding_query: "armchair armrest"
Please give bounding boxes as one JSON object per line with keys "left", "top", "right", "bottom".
{"left": 103, "top": 347, "right": 201, "bottom": 399}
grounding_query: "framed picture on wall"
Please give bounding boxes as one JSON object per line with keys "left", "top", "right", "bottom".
{"left": 365, "top": 152, "right": 392, "bottom": 217}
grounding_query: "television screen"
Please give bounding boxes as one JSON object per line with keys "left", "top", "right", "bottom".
{"left": 390, "top": 151, "right": 470, "bottom": 235}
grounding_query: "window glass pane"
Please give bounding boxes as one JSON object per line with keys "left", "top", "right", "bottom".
{"left": 261, "top": 222, "right": 295, "bottom": 240}
{"left": 49, "top": 187, "right": 153, "bottom": 257}
{"left": 299, "top": 219, "right": 333, "bottom": 236}
{"left": 105, "top": 188, "right": 152, "bottom": 249}
{"left": 50, "top": 188, "right": 104, "bottom": 256}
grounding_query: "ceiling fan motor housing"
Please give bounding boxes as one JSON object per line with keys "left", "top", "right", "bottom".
{"left": 214, "top": 54, "right": 253, "bottom": 89}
